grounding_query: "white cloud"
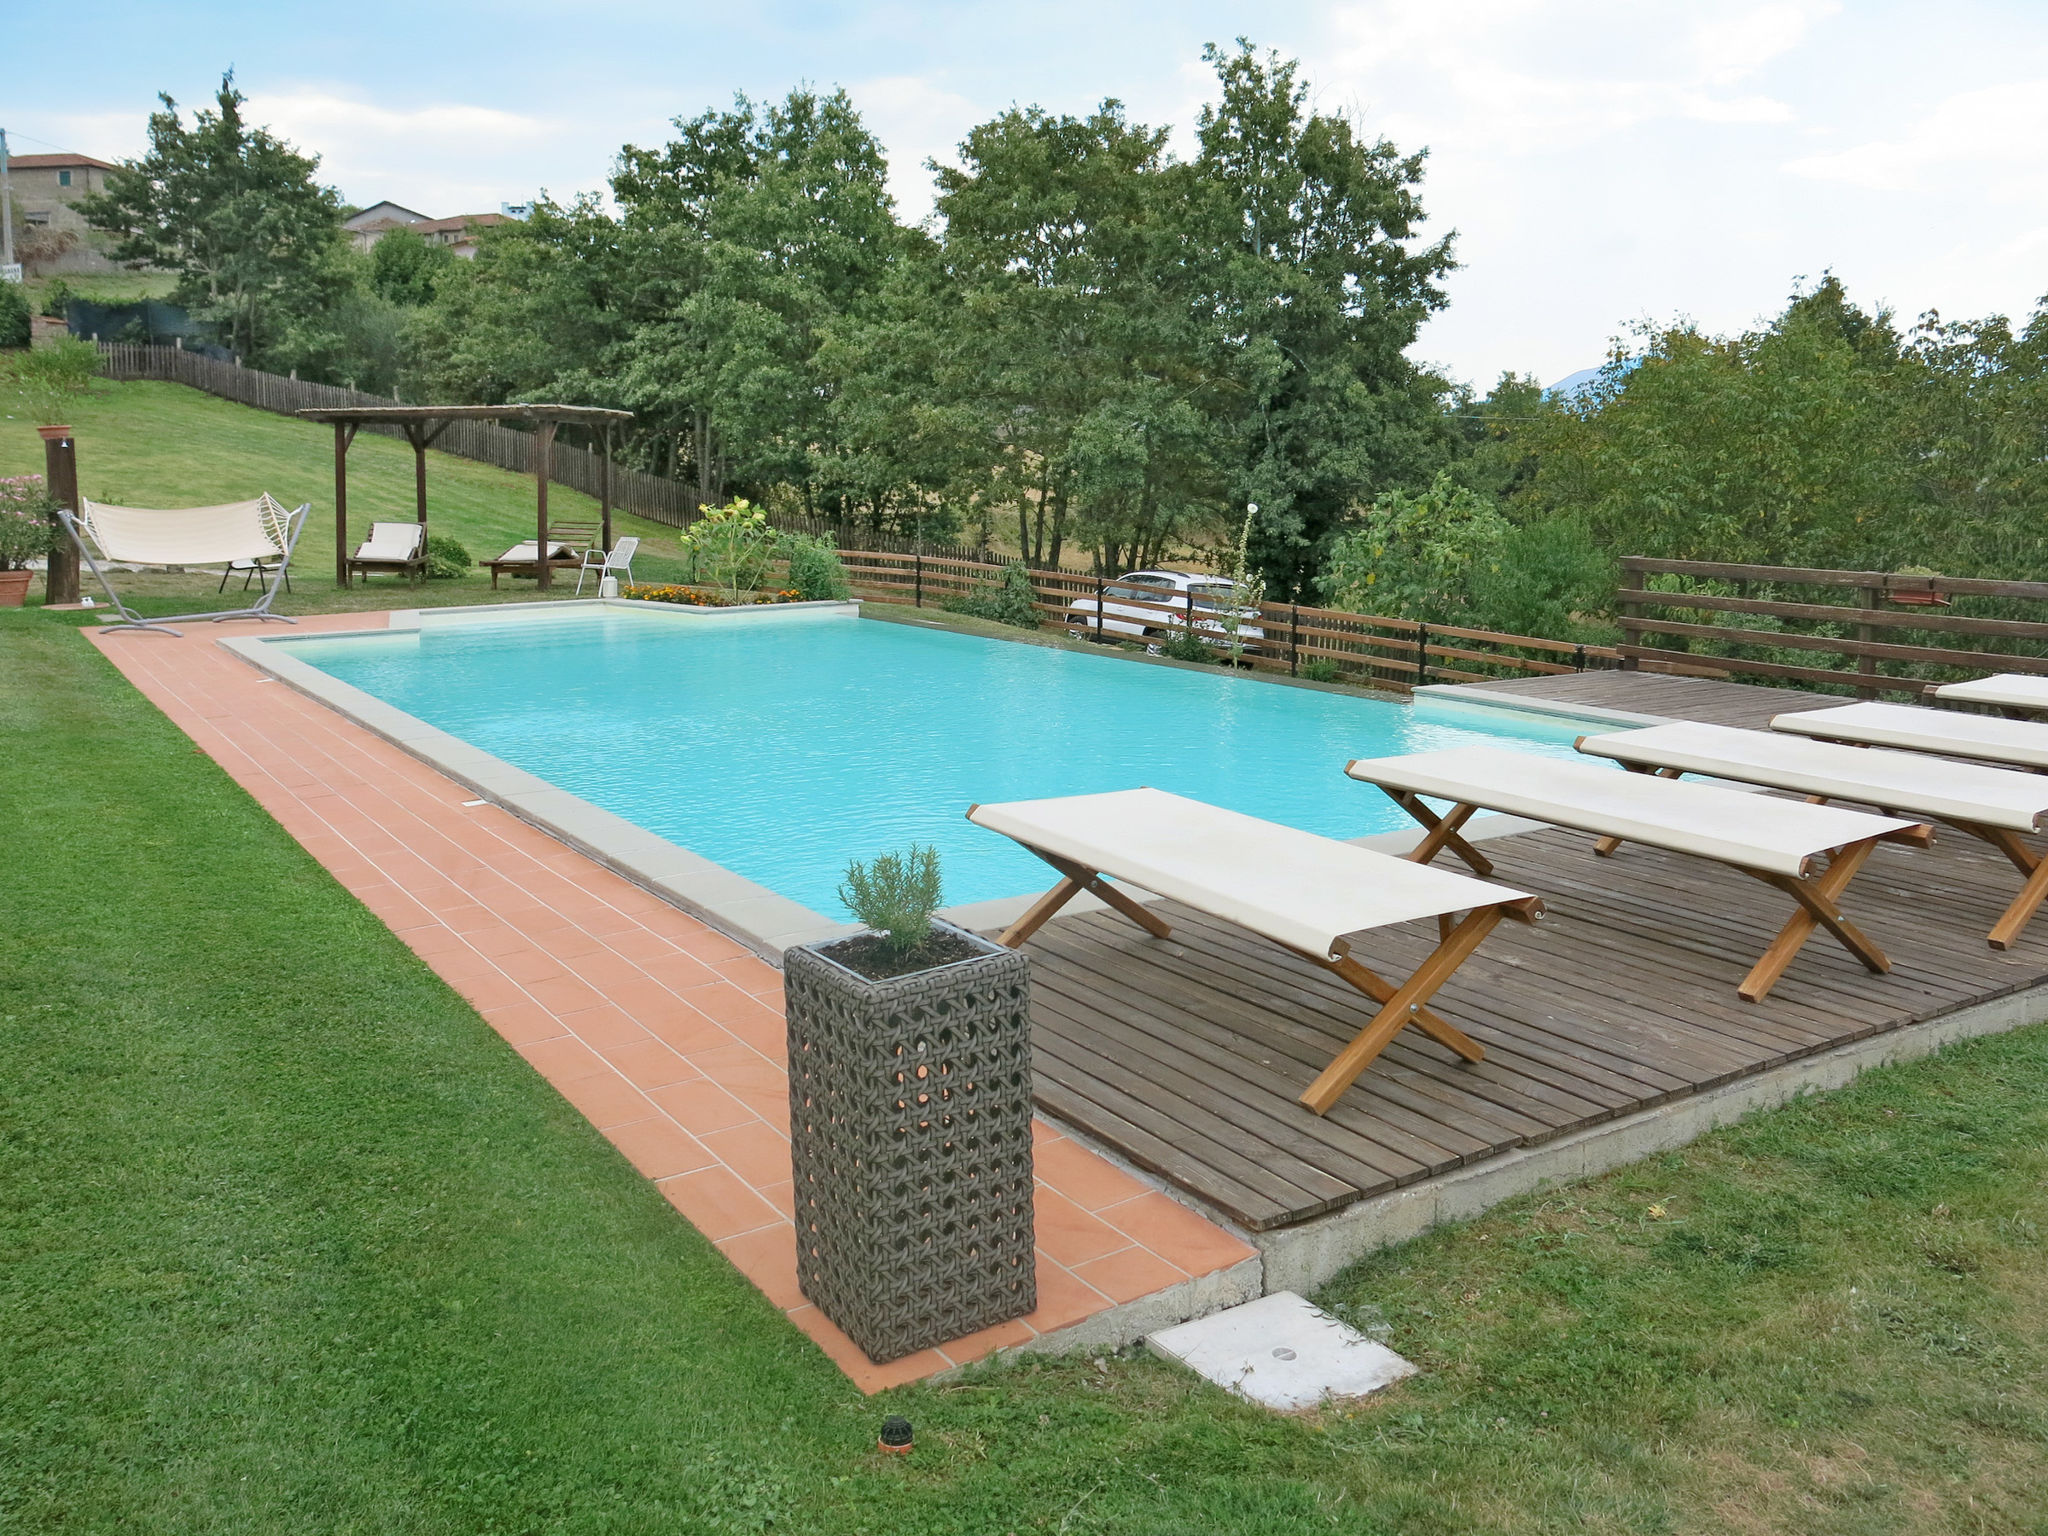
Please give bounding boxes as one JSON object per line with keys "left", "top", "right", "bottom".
{"left": 245, "top": 88, "right": 561, "bottom": 213}
{"left": 1785, "top": 79, "right": 2048, "bottom": 201}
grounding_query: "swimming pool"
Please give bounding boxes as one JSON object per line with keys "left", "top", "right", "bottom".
{"left": 278, "top": 605, "right": 1610, "bottom": 920}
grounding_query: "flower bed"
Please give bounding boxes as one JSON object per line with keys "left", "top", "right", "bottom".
{"left": 619, "top": 583, "right": 807, "bottom": 607}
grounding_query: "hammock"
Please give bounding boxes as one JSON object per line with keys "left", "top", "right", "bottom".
{"left": 61, "top": 494, "right": 311, "bottom": 636}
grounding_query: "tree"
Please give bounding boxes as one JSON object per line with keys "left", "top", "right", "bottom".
{"left": 369, "top": 227, "right": 454, "bottom": 307}
{"left": 1191, "top": 42, "right": 1456, "bottom": 597}
{"left": 82, "top": 72, "right": 351, "bottom": 367}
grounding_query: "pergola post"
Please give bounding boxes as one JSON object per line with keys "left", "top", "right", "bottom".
{"left": 406, "top": 424, "right": 429, "bottom": 529}
{"left": 534, "top": 420, "right": 558, "bottom": 591}
{"left": 600, "top": 425, "right": 613, "bottom": 554}
{"left": 332, "top": 421, "right": 357, "bottom": 587}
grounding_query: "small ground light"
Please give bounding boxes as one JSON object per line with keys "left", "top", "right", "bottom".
{"left": 878, "top": 1415, "right": 913, "bottom": 1454}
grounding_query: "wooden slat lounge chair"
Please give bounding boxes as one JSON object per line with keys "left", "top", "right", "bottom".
{"left": 1931, "top": 674, "right": 2048, "bottom": 716}
{"left": 1773, "top": 701, "right": 2048, "bottom": 770}
{"left": 481, "top": 522, "right": 597, "bottom": 588}
{"left": 1579, "top": 721, "right": 2048, "bottom": 949}
{"left": 966, "top": 787, "right": 1543, "bottom": 1115}
{"left": 60, "top": 495, "right": 310, "bottom": 637}
{"left": 1346, "top": 747, "right": 1929, "bottom": 1003}
{"left": 346, "top": 521, "right": 427, "bottom": 584}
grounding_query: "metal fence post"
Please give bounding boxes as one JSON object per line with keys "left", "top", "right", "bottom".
{"left": 1094, "top": 576, "right": 1104, "bottom": 641}
{"left": 1290, "top": 603, "right": 1300, "bottom": 676}
{"left": 914, "top": 553, "right": 923, "bottom": 608}
{"left": 1416, "top": 623, "right": 1430, "bottom": 688}
{"left": 1573, "top": 643, "right": 1587, "bottom": 673}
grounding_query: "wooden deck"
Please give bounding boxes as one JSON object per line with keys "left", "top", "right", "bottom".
{"left": 1436, "top": 670, "right": 1846, "bottom": 729}
{"left": 1016, "top": 671, "right": 2048, "bottom": 1232}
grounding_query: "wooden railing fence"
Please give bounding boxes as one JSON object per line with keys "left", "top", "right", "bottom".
{"left": 839, "top": 551, "right": 1622, "bottom": 692}
{"left": 1616, "top": 557, "right": 2048, "bottom": 698}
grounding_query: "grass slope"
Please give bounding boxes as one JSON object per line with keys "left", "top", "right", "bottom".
{"left": 2, "top": 613, "right": 2046, "bottom": 1533}
{"left": 0, "top": 379, "right": 694, "bottom": 616}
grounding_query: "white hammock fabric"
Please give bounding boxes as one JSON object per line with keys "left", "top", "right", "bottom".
{"left": 61, "top": 493, "right": 309, "bottom": 636}
{"left": 76, "top": 495, "right": 296, "bottom": 566}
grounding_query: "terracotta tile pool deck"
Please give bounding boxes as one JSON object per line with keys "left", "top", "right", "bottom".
{"left": 87, "top": 610, "right": 1256, "bottom": 1392}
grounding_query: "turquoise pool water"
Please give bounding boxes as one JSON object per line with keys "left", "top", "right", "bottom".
{"left": 282, "top": 607, "right": 1607, "bottom": 918}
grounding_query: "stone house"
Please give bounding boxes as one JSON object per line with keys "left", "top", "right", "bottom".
{"left": 5, "top": 153, "right": 119, "bottom": 274}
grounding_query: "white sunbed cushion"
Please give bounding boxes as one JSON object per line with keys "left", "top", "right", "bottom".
{"left": 967, "top": 787, "right": 1535, "bottom": 960}
{"left": 1933, "top": 673, "right": 2048, "bottom": 712}
{"left": 496, "top": 540, "right": 577, "bottom": 562}
{"left": 1774, "top": 701, "right": 2048, "bottom": 771}
{"left": 355, "top": 522, "right": 423, "bottom": 559}
{"left": 1582, "top": 721, "right": 2048, "bottom": 835}
{"left": 1347, "top": 747, "right": 1919, "bottom": 879}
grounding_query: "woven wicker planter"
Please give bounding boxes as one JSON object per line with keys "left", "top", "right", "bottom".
{"left": 785, "top": 921, "right": 1036, "bottom": 1363}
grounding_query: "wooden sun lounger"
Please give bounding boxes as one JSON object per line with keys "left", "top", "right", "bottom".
{"left": 1346, "top": 747, "right": 1929, "bottom": 1003}
{"left": 1773, "top": 701, "right": 2048, "bottom": 771}
{"left": 481, "top": 522, "right": 597, "bottom": 588}
{"left": 1932, "top": 674, "right": 2048, "bottom": 717}
{"left": 1579, "top": 721, "right": 2048, "bottom": 949}
{"left": 966, "top": 787, "right": 1543, "bottom": 1114}
{"left": 346, "top": 520, "right": 427, "bottom": 584}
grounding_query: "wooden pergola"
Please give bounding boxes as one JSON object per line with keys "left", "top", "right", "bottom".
{"left": 296, "top": 403, "right": 635, "bottom": 589}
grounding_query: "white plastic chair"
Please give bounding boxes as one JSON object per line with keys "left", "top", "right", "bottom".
{"left": 576, "top": 535, "right": 639, "bottom": 595}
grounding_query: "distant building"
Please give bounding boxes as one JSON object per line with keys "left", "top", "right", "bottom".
{"left": 5, "top": 152, "right": 119, "bottom": 275}
{"left": 345, "top": 202, "right": 510, "bottom": 259}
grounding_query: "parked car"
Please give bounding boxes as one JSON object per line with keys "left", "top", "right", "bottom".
{"left": 1065, "top": 570, "right": 1266, "bottom": 655}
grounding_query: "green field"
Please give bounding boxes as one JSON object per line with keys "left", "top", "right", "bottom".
{"left": 2, "top": 373, "right": 2047, "bottom": 1530}
{"left": 0, "top": 377, "right": 695, "bottom": 614}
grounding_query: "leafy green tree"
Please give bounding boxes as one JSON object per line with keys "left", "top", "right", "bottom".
{"left": 611, "top": 88, "right": 902, "bottom": 513}
{"left": 82, "top": 72, "right": 351, "bottom": 368}
{"left": 1191, "top": 42, "right": 1456, "bottom": 596}
{"left": 1320, "top": 471, "right": 1510, "bottom": 622}
{"left": 0, "top": 282, "right": 29, "bottom": 349}
{"left": 369, "top": 227, "right": 454, "bottom": 307}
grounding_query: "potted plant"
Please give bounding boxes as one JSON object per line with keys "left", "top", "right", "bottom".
{"left": 0, "top": 475, "right": 58, "bottom": 607}
{"left": 784, "top": 845, "right": 1036, "bottom": 1363}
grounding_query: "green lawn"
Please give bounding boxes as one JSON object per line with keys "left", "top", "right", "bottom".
{"left": 0, "top": 378, "right": 697, "bottom": 616}
{"left": 4, "top": 609, "right": 2047, "bottom": 1533}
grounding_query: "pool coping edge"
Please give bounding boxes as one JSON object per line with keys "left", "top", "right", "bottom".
{"left": 218, "top": 614, "right": 863, "bottom": 964}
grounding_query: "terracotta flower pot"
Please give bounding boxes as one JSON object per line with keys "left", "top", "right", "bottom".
{"left": 0, "top": 570, "right": 33, "bottom": 607}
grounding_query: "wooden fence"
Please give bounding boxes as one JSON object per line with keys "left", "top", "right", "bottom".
{"left": 92, "top": 342, "right": 994, "bottom": 561}
{"left": 1617, "top": 557, "right": 2048, "bottom": 697}
{"left": 839, "top": 551, "right": 1622, "bottom": 691}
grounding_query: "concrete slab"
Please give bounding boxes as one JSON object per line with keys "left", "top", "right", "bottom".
{"left": 1147, "top": 1291, "right": 1417, "bottom": 1411}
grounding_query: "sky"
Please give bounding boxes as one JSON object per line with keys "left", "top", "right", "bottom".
{"left": 6, "top": 0, "right": 2047, "bottom": 389}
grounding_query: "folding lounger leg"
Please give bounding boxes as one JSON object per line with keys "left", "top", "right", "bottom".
{"left": 1739, "top": 837, "right": 1889, "bottom": 1001}
{"left": 1592, "top": 765, "right": 1681, "bottom": 857}
{"left": 1299, "top": 904, "right": 1511, "bottom": 1115}
{"left": 996, "top": 846, "right": 1173, "bottom": 948}
{"left": 1968, "top": 825, "right": 2048, "bottom": 949}
{"left": 1383, "top": 789, "right": 1493, "bottom": 875}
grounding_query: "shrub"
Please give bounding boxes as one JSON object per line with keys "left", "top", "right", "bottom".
{"left": 782, "top": 535, "right": 850, "bottom": 601}
{"left": 1468, "top": 517, "right": 1616, "bottom": 641}
{"left": 944, "top": 560, "right": 1040, "bottom": 629}
{"left": 837, "top": 844, "right": 943, "bottom": 956}
{"left": 423, "top": 534, "right": 471, "bottom": 580}
{"left": 1298, "top": 657, "right": 1343, "bottom": 683}
{"left": 0, "top": 283, "right": 29, "bottom": 350}
{"left": 1320, "top": 471, "right": 1511, "bottom": 624}
{"left": 1158, "top": 628, "right": 1216, "bottom": 663}
{"left": 0, "top": 475, "right": 59, "bottom": 570}
{"left": 679, "top": 498, "right": 777, "bottom": 604}
{"left": 4, "top": 337, "right": 102, "bottom": 424}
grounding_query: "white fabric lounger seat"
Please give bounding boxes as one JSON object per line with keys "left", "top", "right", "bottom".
{"left": 1580, "top": 720, "right": 2048, "bottom": 949}
{"left": 1932, "top": 673, "right": 2048, "bottom": 714}
{"left": 1773, "top": 701, "right": 2048, "bottom": 771}
{"left": 1345, "top": 747, "right": 1929, "bottom": 1003}
{"left": 347, "top": 521, "right": 426, "bottom": 581}
{"left": 61, "top": 494, "right": 310, "bottom": 636}
{"left": 967, "top": 787, "right": 1542, "bottom": 1114}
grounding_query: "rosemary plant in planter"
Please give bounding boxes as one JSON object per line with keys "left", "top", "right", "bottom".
{"left": 784, "top": 845, "right": 1036, "bottom": 1363}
